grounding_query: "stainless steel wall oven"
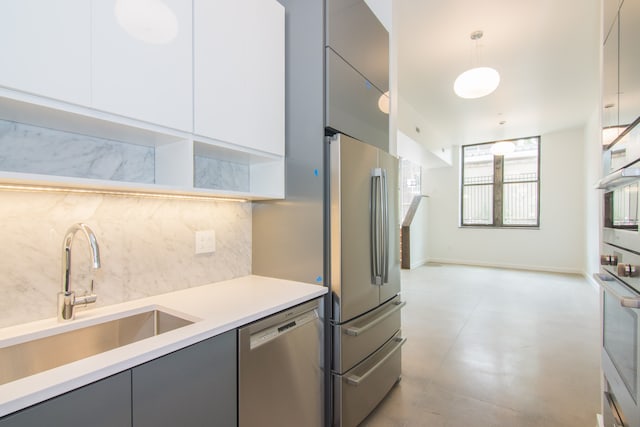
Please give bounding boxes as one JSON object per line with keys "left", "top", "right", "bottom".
{"left": 596, "top": 252, "right": 640, "bottom": 427}
{"left": 598, "top": 149, "right": 640, "bottom": 427}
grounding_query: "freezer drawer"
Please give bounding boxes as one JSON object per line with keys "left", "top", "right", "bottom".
{"left": 238, "top": 298, "right": 323, "bottom": 427}
{"left": 333, "top": 331, "right": 406, "bottom": 427}
{"left": 333, "top": 295, "right": 404, "bottom": 374}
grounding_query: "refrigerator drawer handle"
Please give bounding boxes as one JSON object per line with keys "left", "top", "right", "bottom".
{"left": 344, "top": 301, "right": 406, "bottom": 336}
{"left": 594, "top": 273, "right": 640, "bottom": 309}
{"left": 345, "top": 337, "right": 406, "bottom": 386}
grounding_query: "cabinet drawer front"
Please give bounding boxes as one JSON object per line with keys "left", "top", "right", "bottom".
{"left": 333, "top": 331, "right": 405, "bottom": 427}
{"left": 334, "top": 295, "right": 403, "bottom": 374}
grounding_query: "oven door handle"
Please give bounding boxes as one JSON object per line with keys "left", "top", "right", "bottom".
{"left": 594, "top": 273, "right": 640, "bottom": 309}
{"left": 596, "top": 166, "right": 640, "bottom": 190}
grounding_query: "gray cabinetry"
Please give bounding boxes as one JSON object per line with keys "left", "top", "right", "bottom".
{"left": 132, "top": 330, "right": 237, "bottom": 427}
{"left": 0, "top": 371, "right": 132, "bottom": 427}
{"left": 325, "top": 0, "right": 389, "bottom": 152}
{"left": 0, "top": 331, "right": 237, "bottom": 427}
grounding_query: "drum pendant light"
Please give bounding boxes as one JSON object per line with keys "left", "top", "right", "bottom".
{"left": 454, "top": 31, "right": 500, "bottom": 99}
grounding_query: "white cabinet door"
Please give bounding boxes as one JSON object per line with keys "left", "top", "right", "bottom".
{"left": 0, "top": 0, "right": 91, "bottom": 105}
{"left": 194, "top": 0, "right": 284, "bottom": 156}
{"left": 91, "top": 0, "right": 192, "bottom": 132}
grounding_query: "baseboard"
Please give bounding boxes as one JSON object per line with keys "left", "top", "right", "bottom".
{"left": 409, "top": 258, "right": 429, "bottom": 270}
{"left": 427, "top": 257, "right": 584, "bottom": 275}
{"left": 583, "top": 271, "right": 601, "bottom": 292}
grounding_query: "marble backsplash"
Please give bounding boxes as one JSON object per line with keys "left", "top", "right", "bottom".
{"left": 0, "top": 120, "right": 155, "bottom": 183}
{"left": 195, "top": 156, "right": 250, "bottom": 192}
{"left": 0, "top": 119, "right": 251, "bottom": 191}
{"left": 0, "top": 190, "right": 251, "bottom": 328}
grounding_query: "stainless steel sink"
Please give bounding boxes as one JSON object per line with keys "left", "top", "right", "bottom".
{"left": 0, "top": 308, "right": 194, "bottom": 385}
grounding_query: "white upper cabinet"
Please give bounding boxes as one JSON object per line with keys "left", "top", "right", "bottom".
{"left": 0, "top": 0, "right": 91, "bottom": 105}
{"left": 0, "top": 0, "right": 285, "bottom": 199}
{"left": 194, "top": 0, "right": 285, "bottom": 156}
{"left": 91, "top": 0, "right": 193, "bottom": 132}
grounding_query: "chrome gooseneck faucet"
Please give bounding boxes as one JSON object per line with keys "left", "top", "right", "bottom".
{"left": 58, "top": 223, "right": 101, "bottom": 322}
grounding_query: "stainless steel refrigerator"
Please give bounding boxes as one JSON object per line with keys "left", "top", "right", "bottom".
{"left": 327, "top": 133, "right": 406, "bottom": 427}
{"left": 253, "top": 1, "right": 403, "bottom": 425}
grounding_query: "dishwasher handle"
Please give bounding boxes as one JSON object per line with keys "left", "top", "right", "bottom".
{"left": 249, "top": 308, "right": 319, "bottom": 350}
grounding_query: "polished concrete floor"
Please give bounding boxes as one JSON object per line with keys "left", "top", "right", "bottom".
{"left": 362, "top": 264, "right": 601, "bottom": 427}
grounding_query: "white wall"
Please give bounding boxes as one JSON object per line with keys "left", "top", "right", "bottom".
{"left": 424, "top": 126, "right": 586, "bottom": 274}
{"left": 584, "top": 109, "right": 602, "bottom": 278}
{"left": 397, "top": 96, "right": 452, "bottom": 166}
{"left": 407, "top": 197, "right": 429, "bottom": 268}
{"left": 397, "top": 131, "right": 430, "bottom": 269}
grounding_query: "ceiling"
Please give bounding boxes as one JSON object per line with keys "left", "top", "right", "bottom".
{"left": 394, "top": 0, "right": 601, "bottom": 149}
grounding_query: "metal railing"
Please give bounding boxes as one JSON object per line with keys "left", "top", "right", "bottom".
{"left": 463, "top": 173, "right": 538, "bottom": 225}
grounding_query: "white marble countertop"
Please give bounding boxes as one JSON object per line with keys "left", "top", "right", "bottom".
{"left": 0, "top": 275, "right": 327, "bottom": 417}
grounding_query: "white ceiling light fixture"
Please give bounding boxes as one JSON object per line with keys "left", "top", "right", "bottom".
{"left": 490, "top": 120, "right": 515, "bottom": 156}
{"left": 114, "top": 0, "right": 179, "bottom": 45}
{"left": 378, "top": 91, "right": 390, "bottom": 114}
{"left": 454, "top": 31, "right": 500, "bottom": 99}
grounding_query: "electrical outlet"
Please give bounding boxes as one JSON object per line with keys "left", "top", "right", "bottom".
{"left": 195, "top": 230, "right": 216, "bottom": 254}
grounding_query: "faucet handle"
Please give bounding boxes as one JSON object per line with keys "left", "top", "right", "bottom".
{"left": 58, "top": 291, "right": 75, "bottom": 321}
{"left": 74, "top": 293, "right": 98, "bottom": 306}
{"left": 57, "top": 286, "right": 98, "bottom": 322}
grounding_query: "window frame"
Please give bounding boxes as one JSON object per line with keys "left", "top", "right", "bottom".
{"left": 460, "top": 136, "right": 541, "bottom": 228}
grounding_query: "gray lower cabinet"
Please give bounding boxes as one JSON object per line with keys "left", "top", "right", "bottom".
{"left": 132, "top": 330, "right": 237, "bottom": 427}
{"left": 0, "top": 371, "right": 132, "bottom": 427}
{"left": 0, "top": 330, "right": 237, "bottom": 427}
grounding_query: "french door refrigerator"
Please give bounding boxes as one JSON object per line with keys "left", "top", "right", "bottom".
{"left": 327, "top": 133, "right": 406, "bottom": 427}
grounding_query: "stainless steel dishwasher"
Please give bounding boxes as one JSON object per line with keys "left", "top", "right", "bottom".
{"left": 238, "top": 298, "right": 323, "bottom": 427}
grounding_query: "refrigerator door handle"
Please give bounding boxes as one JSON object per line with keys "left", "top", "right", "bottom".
{"left": 381, "top": 169, "right": 389, "bottom": 283}
{"left": 370, "top": 173, "right": 378, "bottom": 284}
{"left": 371, "top": 169, "right": 383, "bottom": 285}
